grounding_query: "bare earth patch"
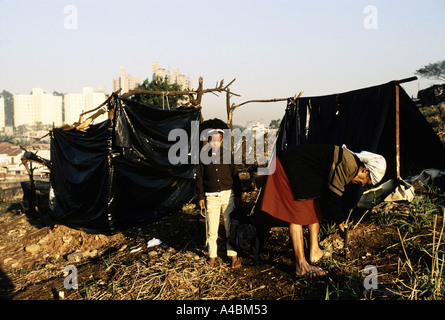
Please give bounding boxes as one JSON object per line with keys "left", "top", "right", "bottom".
{"left": 0, "top": 187, "right": 444, "bottom": 301}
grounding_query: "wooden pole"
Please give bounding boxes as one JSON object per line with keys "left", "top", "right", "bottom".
{"left": 396, "top": 84, "right": 400, "bottom": 178}
{"left": 227, "top": 91, "right": 304, "bottom": 128}
{"left": 393, "top": 76, "right": 417, "bottom": 178}
{"left": 22, "top": 160, "right": 36, "bottom": 215}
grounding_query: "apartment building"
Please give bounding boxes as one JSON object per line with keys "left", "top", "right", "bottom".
{"left": 33, "top": 88, "right": 63, "bottom": 126}
{"left": 12, "top": 87, "right": 107, "bottom": 128}
{"left": 64, "top": 87, "right": 107, "bottom": 125}
{"left": 172, "top": 68, "right": 194, "bottom": 90}
{"left": 13, "top": 88, "right": 62, "bottom": 127}
{"left": 13, "top": 94, "right": 34, "bottom": 127}
{"left": 152, "top": 62, "right": 193, "bottom": 89}
{"left": 112, "top": 66, "right": 141, "bottom": 94}
{"left": 63, "top": 93, "right": 84, "bottom": 125}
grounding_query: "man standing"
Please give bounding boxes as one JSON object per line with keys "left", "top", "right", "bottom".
{"left": 196, "top": 128, "right": 242, "bottom": 268}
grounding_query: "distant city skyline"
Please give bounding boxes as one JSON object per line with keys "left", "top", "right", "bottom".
{"left": 1, "top": 1, "right": 445, "bottom": 126}
{"left": 11, "top": 86, "right": 108, "bottom": 129}
{"left": 5, "top": 63, "right": 194, "bottom": 129}
{"left": 3, "top": 66, "right": 443, "bottom": 129}
{"left": 152, "top": 62, "right": 194, "bottom": 90}
{"left": 112, "top": 66, "right": 141, "bottom": 94}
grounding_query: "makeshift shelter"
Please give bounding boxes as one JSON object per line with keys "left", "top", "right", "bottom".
{"left": 276, "top": 79, "right": 445, "bottom": 182}
{"left": 417, "top": 83, "right": 445, "bottom": 107}
{"left": 49, "top": 94, "right": 201, "bottom": 234}
{"left": 234, "top": 79, "right": 445, "bottom": 261}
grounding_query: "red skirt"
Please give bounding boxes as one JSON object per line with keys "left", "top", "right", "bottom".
{"left": 260, "top": 157, "right": 322, "bottom": 225}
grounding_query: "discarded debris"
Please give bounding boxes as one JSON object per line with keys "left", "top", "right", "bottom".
{"left": 67, "top": 250, "right": 98, "bottom": 263}
{"left": 147, "top": 238, "right": 162, "bottom": 248}
{"left": 130, "top": 247, "right": 142, "bottom": 253}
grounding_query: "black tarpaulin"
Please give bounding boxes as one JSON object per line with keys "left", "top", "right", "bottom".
{"left": 49, "top": 96, "right": 201, "bottom": 234}
{"left": 277, "top": 81, "right": 445, "bottom": 182}
{"left": 417, "top": 84, "right": 445, "bottom": 107}
{"left": 248, "top": 81, "right": 445, "bottom": 258}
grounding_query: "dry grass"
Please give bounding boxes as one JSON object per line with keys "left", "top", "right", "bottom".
{"left": 419, "top": 104, "right": 445, "bottom": 143}
{"left": 1, "top": 174, "right": 445, "bottom": 301}
{"left": 70, "top": 249, "right": 246, "bottom": 300}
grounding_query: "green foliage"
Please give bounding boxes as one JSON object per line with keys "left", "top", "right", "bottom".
{"left": 0, "top": 135, "right": 14, "bottom": 143}
{"left": 377, "top": 209, "right": 399, "bottom": 227}
{"left": 1, "top": 90, "right": 14, "bottom": 127}
{"left": 415, "top": 59, "right": 445, "bottom": 81}
{"left": 131, "top": 76, "right": 185, "bottom": 110}
{"left": 0, "top": 134, "right": 30, "bottom": 147}
{"left": 269, "top": 119, "right": 281, "bottom": 129}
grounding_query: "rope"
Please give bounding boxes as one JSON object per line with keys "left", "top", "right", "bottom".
{"left": 162, "top": 91, "right": 165, "bottom": 109}
{"left": 165, "top": 91, "right": 170, "bottom": 110}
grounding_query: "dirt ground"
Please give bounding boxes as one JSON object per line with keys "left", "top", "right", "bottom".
{"left": 0, "top": 105, "right": 441, "bottom": 303}
{"left": 0, "top": 113, "right": 441, "bottom": 306}
{"left": 2, "top": 174, "right": 436, "bottom": 302}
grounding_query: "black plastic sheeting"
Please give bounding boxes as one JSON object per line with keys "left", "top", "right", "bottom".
{"left": 49, "top": 97, "right": 201, "bottom": 234}
{"left": 277, "top": 81, "right": 445, "bottom": 181}
{"left": 21, "top": 180, "right": 50, "bottom": 214}
{"left": 273, "top": 81, "right": 445, "bottom": 217}
{"left": 417, "top": 84, "right": 445, "bottom": 107}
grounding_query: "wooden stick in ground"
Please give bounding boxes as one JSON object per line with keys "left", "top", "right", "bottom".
{"left": 432, "top": 214, "right": 437, "bottom": 279}
{"left": 432, "top": 212, "right": 445, "bottom": 283}
{"left": 397, "top": 227, "right": 414, "bottom": 273}
{"left": 353, "top": 209, "right": 370, "bottom": 230}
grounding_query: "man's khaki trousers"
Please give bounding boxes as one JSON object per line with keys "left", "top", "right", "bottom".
{"left": 205, "top": 189, "right": 237, "bottom": 258}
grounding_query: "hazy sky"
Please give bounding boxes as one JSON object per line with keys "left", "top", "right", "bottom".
{"left": 1, "top": 0, "right": 444, "bottom": 126}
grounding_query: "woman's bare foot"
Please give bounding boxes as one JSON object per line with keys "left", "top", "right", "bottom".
{"left": 309, "top": 248, "right": 332, "bottom": 264}
{"left": 208, "top": 257, "right": 216, "bottom": 268}
{"left": 295, "top": 261, "right": 327, "bottom": 277}
{"left": 231, "top": 256, "right": 241, "bottom": 268}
